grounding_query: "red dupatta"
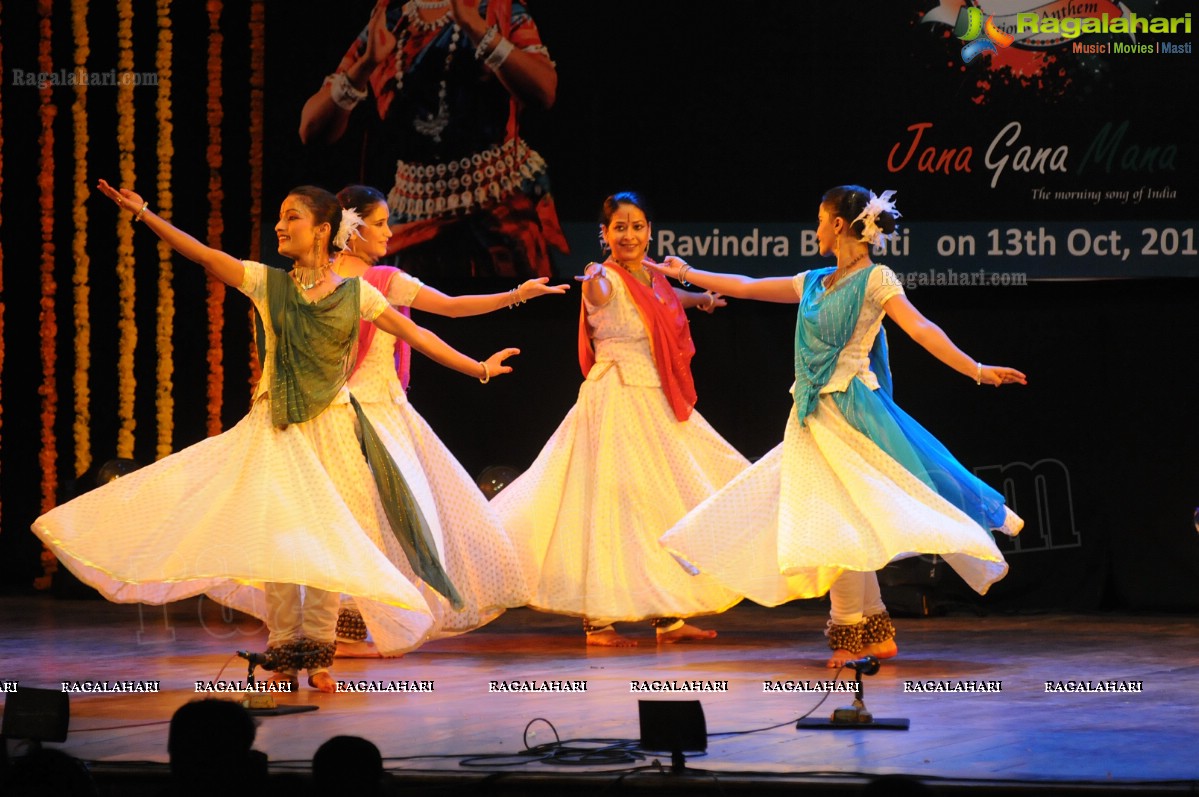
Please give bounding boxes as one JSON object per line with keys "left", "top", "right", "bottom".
{"left": 353, "top": 266, "right": 412, "bottom": 391}
{"left": 577, "top": 263, "right": 697, "bottom": 421}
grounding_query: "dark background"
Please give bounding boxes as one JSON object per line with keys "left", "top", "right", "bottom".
{"left": 0, "top": 1, "right": 1196, "bottom": 611}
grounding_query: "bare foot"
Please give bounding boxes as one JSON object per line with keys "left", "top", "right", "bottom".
{"left": 266, "top": 672, "right": 299, "bottom": 691}
{"left": 308, "top": 671, "right": 337, "bottom": 693}
{"left": 656, "top": 623, "right": 717, "bottom": 644}
{"left": 586, "top": 629, "right": 638, "bottom": 647}
{"left": 336, "top": 640, "right": 381, "bottom": 658}
{"left": 862, "top": 638, "right": 898, "bottom": 660}
{"left": 826, "top": 649, "right": 857, "bottom": 669}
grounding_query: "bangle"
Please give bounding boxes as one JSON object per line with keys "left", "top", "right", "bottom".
{"left": 474, "top": 25, "right": 499, "bottom": 60}
{"left": 479, "top": 361, "right": 491, "bottom": 384}
{"left": 678, "top": 264, "right": 692, "bottom": 286}
{"left": 703, "top": 291, "right": 715, "bottom": 310}
{"left": 507, "top": 286, "right": 526, "bottom": 309}
{"left": 974, "top": 362, "right": 982, "bottom": 386}
{"left": 483, "top": 37, "right": 514, "bottom": 71}
{"left": 134, "top": 202, "right": 149, "bottom": 222}
{"left": 328, "top": 72, "right": 367, "bottom": 110}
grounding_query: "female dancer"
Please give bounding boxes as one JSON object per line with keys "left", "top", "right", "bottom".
{"left": 300, "top": 0, "right": 566, "bottom": 279}
{"left": 331, "top": 184, "right": 568, "bottom": 654}
{"left": 32, "top": 181, "right": 518, "bottom": 690}
{"left": 653, "top": 186, "right": 1025, "bottom": 667}
{"left": 492, "top": 192, "right": 747, "bottom": 647}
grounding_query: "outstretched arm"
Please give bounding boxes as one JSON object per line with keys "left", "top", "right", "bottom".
{"left": 883, "top": 294, "right": 1027, "bottom": 387}
{"left": 97, "top": 179, "right": 245, "bottom": 287}
{"left": 574, "top": 262, "right": 612, "bottom": 307}
{"left": 411, "top": 277, "right": 570, "bottom": 317}
{"left": 672, "top": 288, "right": 726, "bottom": 314}
{"left": 372, "top": 306, "right": 519, "bottom": 380}
{"left": 647, "top": 257, "right": 798, "bottom": 303}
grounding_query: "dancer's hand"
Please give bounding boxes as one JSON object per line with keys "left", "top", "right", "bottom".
{"left": 97, "top": 179, "right": 145, "bottom": 216}
{"left": 575, "top": 262, "right": 606, "bottom": 282}
{"left": 449, "top": 0, "right": 485, "bottom": 32}
{"left": 363, "top": 0, "right": 397, "bottom": 69}
{"left": 696, "top": 291, "right": 726, "bottom": 314}
{"left": 644, "top": 256, "right": 687, "bottom": 281}
{"left": 483, "top": 347, "right": 520, "bottom": 379}
{"left": 518, "top": 277, "right": 571, "bottom": 299}
{"left": 978, "top": 365, "right": 1027, "bottom": 387}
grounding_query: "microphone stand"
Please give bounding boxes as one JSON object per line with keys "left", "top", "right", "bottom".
{"left": 796, "top": 655, "right": 910, "bottom": 730}
{"left": 234, "top": 650, "right": 318, "bottom": 717}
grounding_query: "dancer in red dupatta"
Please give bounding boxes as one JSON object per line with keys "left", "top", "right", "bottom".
{"left": 493, "top": 192, "right": 749, "bottom": 646}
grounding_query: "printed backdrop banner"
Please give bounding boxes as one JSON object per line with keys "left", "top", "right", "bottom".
{"left": 561, "top": 220, "right": 1199, "bottom": 280}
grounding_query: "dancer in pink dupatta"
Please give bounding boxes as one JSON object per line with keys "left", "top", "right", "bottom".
{"left": 331, "top": 184, "right": 568, "bottom": 656}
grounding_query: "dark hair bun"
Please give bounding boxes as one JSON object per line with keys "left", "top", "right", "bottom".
{"left": 874, "top": 211, "right": 897, "bottom": 235}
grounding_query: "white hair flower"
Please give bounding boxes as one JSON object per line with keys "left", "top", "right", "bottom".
{"left": 852, "top": 189, "right": 902, "bottom": 247}
{"left": 333, "top": 206, "right": 366, "bottom": 252}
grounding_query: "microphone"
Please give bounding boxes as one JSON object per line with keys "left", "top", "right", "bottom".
{"left": 843, "top": 655, "right": 880, "bottom": 675}
{"left": 236, "top": 650, "right": 271, "bottom": 666}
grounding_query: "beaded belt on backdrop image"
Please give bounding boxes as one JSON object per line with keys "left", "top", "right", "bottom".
{"left": 386, "top": 137, "right": 548, "bottom": 223}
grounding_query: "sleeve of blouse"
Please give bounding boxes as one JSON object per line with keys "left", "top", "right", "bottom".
{"left": 385, "top": 270, "right": 424, "bottom": 307}
{"left": 869, "top": 265, "right": 904, "bottom": 308}
{"left": 359, "top": 279, "right": 391, "bottom": 321}
{"left": 237, "top": 261, "right": 266, "bottom": 301}
{"left": 791, "top": 271, "right": 807, "bottom": 300}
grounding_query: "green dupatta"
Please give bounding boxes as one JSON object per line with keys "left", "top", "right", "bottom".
{"left": 255, "top": 267, "right": 463, "bottom": 609}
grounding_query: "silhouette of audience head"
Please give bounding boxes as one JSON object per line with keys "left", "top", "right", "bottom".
{"left": 313, "top": 734, "right": 385, "bottom": 793}
{"left": 168, "top": 698, "right": 266, "bottom": 793}
{"left": 0, "top": 748, "right": 100, "bottom": 797}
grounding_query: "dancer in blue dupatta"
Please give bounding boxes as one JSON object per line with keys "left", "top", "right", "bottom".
{"left": 653, "top": 186, "right": 1026, "bottom": 667}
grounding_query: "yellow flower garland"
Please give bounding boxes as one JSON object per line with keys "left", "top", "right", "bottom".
{"left": 116, "top": 0, "right": 138, "bottom": 460}
{"left": 72, "top": 0, "right": 93, "bottom": 479}
{"left": 38, "top": 0, "right": 59, "bottom": 515}
{"left": 206, "top": 0, "right": 226, "bottom": 437}
{"left": 155, "top": 0, "right": 175, "bottom": 460}
{"left": 247, "top": 0, "right": 265, "bottom": 390}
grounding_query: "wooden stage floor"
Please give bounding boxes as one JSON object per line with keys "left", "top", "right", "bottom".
{"left": 1, "top": 596, "right": 1197, "bottom": 795}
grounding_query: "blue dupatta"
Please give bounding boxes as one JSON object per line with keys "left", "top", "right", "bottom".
{"left": 793, "top": 266, "right": 889, "bottom": 423}
{"left": 793, "top": 264, "right": 1008, "bottom": 531}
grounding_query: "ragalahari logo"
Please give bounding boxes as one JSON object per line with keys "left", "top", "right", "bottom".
{"left": 953, "top": 6, "right": 1016, "bottom": 62}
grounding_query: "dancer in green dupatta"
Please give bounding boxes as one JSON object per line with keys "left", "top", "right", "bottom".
{"left": 653, "top": 186, "right": 1025, "bottom": 669}
{"left": 34, "top": 181, "right": 519, "bottom": 692}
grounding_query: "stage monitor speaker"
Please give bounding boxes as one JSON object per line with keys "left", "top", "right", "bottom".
{"left": 2, "top": 687, "right": 70, "bottom": 742}
{"left": 637, "top": 699, "right": 707, "bottom": 754}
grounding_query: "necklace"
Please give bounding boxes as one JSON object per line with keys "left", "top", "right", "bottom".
{"left": 825, "top": 252, "right": 868, "bottom": 289}
{"left": 398, "top": 1, "right": 460, "bottom": 142}
{"left": 608, "top": 258, "right": 652, "bottom": 286}
{"left": 291, "top": 262, "right": 331, "bottom": 291}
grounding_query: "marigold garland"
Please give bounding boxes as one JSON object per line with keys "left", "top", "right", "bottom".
{"left": 247, "top": 0, "right": 265, "bottom": 390}
{"left": 38, "top": 0, "right": 59, "bottom": 518}
{"left": 206, "top": 0, "right": 226, "bottom": 436}
{"left": 116, "top": 0, "right": 138, "bottom": 460}
{"left": 72, "top": 0, "right": 93, "bottom": 479}
{"left": 154, "top": 0, "right": 175, "bottom": 460}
